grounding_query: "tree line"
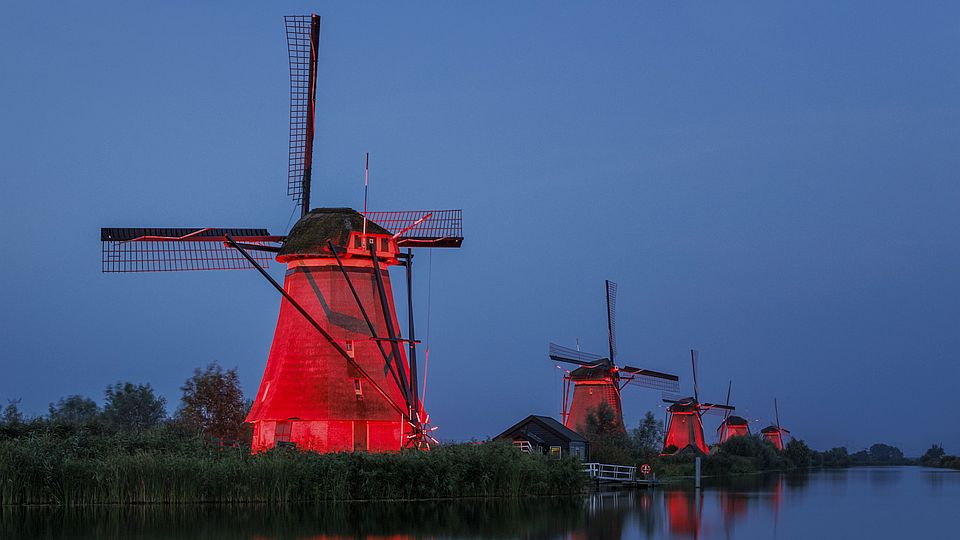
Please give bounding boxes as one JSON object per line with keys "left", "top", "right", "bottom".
{"left": 1, "top": 362, "right": 249, "bottom": 442}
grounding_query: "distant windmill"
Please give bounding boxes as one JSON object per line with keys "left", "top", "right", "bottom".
{"left": 548, "top": 280, "right": 680, "bottom": 433}
{"left": 716, "top": 381, "right": 751, "bottom": 444}
{"left": 760, "top": 398, "right": 791, "bottom": 450}
{"left": 662, "top": 350, "right": 735, "bottom": 454}
{"left": 99, "top": 15, "right": 464, "bottom": 452}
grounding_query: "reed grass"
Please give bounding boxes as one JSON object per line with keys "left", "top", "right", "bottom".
{"left": 0, "top": 425, "right": 586, "bottom": 505}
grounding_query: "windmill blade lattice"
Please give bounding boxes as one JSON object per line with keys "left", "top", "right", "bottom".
{"left": 101, "top": 228, "right": 281, "bottom": 272}
{"left": 548, "top": 343, "right": 607, "bottom": 366}
{"left": 284, "top": 15, "right": 320, "bottom": 212}
{"left": 605, "top": 280, "right": 618, "bottom": 362}
{"left": 621, "top": 366, "right": 680, "bottom": 392}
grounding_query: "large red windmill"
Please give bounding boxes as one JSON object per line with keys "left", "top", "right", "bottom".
{"left": 548, "top": 280, "right": 679, "bottom": 434}
{"left": 661, "top": 350, "right": 734, "bottom": 454}
{"left": 760, "top": 398, "right": 791, "bottom": 450}
{"left": 716, "top": 381, "right": 752, "bottom": 444}
{"left": 100, "top": 15, "right": 463, "bottom": 453}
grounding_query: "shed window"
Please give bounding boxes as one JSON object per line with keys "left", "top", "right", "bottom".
{"left": 549, "top": 446, "right": 562, "bottom": 459}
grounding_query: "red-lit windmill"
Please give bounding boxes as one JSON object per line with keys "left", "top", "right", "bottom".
{"left": 662, "top": 350, "right": 735, "bottom": 454}
{"left": 760, "top": 399, "right": 791, "bottom": 450}
{"left": 548, "top": 280, "right": 680, "bottom": 434}
{"left": 99, "top": 15, "right": 463, "bottom": 453}
{"left": 716, "top": 381, "right": 751, "bottom": 444}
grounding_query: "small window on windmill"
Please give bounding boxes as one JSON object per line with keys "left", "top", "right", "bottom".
{"left": 549, "top": 446, "right": 562, "bottom": 459}
{"left": 354, "top": 235, "right": 362, "bottom": 249}
{"left": 381, "top": 238, "right": 390, "bottom": 252}
{"left": 274, "top": 421, "right": 292, "bottom": 444}
{"left": 354, "top": 379, "right": 363, "bottom": 400}
{"left": 344, "top": 340, "right": 355, "bottom": 358}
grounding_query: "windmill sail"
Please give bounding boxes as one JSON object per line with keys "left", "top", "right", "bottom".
{"left": 621, "top": 365, "right": 680, "bottom": 392}
{"left": 101, "top": 228, "right": 281, "bottom": 272}
{"left": 605, "top": 280, "right": 617, "bottom": 362}
{"left": 285, "top": 15, "right": 321, "bottom": 215}
{"left": 365, "top": 210, "right": 463, "bottom": 248}
{"left": 548, "top": 343, "right": 607, "bottom": 366}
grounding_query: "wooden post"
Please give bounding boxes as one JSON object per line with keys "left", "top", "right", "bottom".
{"left": 695, "top": 456, "right": 702, "bottom": 489}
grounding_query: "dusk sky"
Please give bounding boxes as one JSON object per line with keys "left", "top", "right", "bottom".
{"left": 2, "top": 2, "right": 958, "bottom": 455}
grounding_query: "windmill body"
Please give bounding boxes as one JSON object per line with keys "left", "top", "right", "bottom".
{"left": 564, "top": 364, "right": 625, "bottom": 434}
{"left": 549, "top": 281, "right": 679, "bottom": 434}
{"left": 760, "top": 398, "right": 790, "bottom": 451}
{"left": 245, "top": 209, "right": 410, "bottom": 452}
{"left": 662, "top": 351, "right": 734, "bottom": 454}
{"left": 715, "top": 381, "right": 749, "bottom": 444}
{"left": 664, "top": 397, "right": 709, "bottom": 453}
{"left": 717, "top": 415, "right": 751, "bottom": 444}
{"left": 100, "top": 16, "right": 463, "bottom": 453}
{"left": 760, "top": 426, "right": 786, "bottom": 450}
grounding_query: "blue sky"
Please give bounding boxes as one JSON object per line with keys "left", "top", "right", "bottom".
{"left": 1, "top": 2, "right": 958, "bottom": 455}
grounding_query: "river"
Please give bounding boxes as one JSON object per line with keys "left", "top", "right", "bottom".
{"left": 2, "top": 466, "right": 957, "bottom": 539}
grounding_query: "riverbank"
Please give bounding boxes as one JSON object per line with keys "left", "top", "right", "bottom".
{"left": 0, "top": 425, "right": 587, "bottom": 505}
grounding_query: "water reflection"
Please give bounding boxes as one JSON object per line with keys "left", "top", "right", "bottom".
{"left": 3, "top": 468, "right": 957, "bottom": 539}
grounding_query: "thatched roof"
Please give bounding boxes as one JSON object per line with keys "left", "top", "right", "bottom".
{"left": 723, "top": 415, "right": 749, "bottom": 426}
{"left": 278, "top": 208, "right": 391, "bottom": 259}
{"left": 569, "top": 364, "right": 614, "bottom": 380}
{"left": 667, "top": 397, "right": 699, "bottom": 413}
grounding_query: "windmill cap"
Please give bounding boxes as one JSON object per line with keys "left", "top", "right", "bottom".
{"left": 278, "top": 208, "right": 391, "bottom": 260}
{"left": 668, "top": 397, "right": 699, "bottom": 412}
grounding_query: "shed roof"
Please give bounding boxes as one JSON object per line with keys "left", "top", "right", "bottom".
{"left": 494, "top": 414, "right": 588, "bottom": 443}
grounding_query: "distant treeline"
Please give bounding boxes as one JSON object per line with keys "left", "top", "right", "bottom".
{"left": 575, "top": 403, "right": 922, "bottom": 477}
{"left": 919, "top": 444, "right": 960, "bottom": 470}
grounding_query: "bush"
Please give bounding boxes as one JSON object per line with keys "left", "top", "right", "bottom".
{"left": 784, "top": 439, "right": 812, "bottom": 469}
{"left": 0, "top": 426, "right": 586, "bottom": 505}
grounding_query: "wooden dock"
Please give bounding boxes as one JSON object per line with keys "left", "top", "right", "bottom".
{"left": 582, "top": 463, "right": 662, "bottom": 488}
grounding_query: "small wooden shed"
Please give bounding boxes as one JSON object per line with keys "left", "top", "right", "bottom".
{"left": 494, "top": 415, "right": 589, "bottom": 460}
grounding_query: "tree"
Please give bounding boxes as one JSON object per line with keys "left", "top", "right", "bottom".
{"left": 921, "top": 444, "right": 946, "bottom": 467}
{"left": 632, "top": 411, "right": 664, "bottom": 457}
{"left": 784, "top": 439, "right": 812, "bottom": 468}
{"left": 48, "top": 395, "right": 100, "bottom": 425}
{"left": 102, "top": 382, "right": 166, "bottom": 431}
{"left": 174, "top": 362, "right": 247, "bottom": 440}
{"left": 581, "top": 402, "right": 632, "bottom": 464}
{"left": 868, "top": 443, "right": 905, "bottom": 464}
{"left": 1, "top": 399, "right": 24, "bottom": 426}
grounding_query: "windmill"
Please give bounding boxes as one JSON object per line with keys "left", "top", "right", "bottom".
{"left": 548, "top": 280, "right": 679, "bottom": 433}
{"left": 99, "top": 15, "right": 463, "bottom": 452}
{"left": 661, "top": 350, "right": 735, "bottom": 454}
{"left": 716, "top": 381, "right": 751, "bottom": 444}
{"left": 760, "top": 399, "right": 791, "bottom": 450}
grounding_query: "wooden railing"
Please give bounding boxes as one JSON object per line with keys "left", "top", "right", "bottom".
{"left": 582, "top": 462, "right": 636, "bottom": 481}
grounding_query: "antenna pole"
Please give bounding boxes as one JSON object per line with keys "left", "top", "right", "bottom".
{"left": 405, "top": 248, "right": 420, "bottom": 419}
{"left": 362, "top": 152, "right": 369, "bottom": 236}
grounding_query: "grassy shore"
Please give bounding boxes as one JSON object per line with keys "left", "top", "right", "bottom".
{"left": 0, "top": 424, "right": 587, "bottom": 505}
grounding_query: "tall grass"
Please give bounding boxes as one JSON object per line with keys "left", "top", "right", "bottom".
{"left": 0, "top": 425, "right": 586, "bottom": 505}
